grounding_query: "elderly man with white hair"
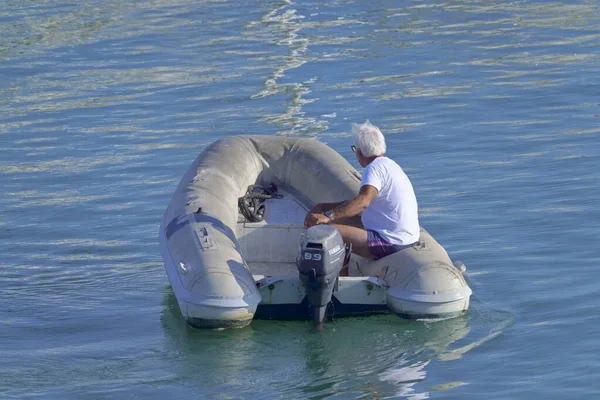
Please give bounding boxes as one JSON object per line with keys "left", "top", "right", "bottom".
{"left": 304, "top": 121, "right": 420, "bottom": 265}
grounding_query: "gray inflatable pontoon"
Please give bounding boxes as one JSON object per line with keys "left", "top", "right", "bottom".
{"left": 159, "top": 136, "right": 472, "bottom": 329}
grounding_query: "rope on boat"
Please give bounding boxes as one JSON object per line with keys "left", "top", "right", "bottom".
{"left": 238, "top": 183, "right": 282, "bottom": 223}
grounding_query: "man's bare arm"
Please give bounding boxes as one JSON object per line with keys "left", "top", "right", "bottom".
{"left": 330, "top": 185, "right": 378, "bottom": 220}
{"left": 309, "top": 201, "right": 346, "bottom": 214}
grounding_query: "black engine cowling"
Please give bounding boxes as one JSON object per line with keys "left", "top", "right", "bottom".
{"left": 297, "top": 225, "right": 346, "bottom": 324}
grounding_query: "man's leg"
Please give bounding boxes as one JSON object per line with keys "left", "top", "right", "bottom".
{"left": 329, "top": 223, "right": 375, "bottom": 260}
{"left": 331, "top": 214, "right": 363, "bottom": 229}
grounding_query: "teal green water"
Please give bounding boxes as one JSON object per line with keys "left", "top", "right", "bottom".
{"left": 1, "top": 0, "right": 599, "bottom": 398}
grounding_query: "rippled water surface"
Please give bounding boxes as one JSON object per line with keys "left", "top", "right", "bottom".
{"left": 2, "top": 0, "right": 599, "bottom": 398}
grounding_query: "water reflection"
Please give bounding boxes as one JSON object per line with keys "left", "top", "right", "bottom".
{"left": 161, "top": 288, "right": 473, "bottom": 398}
{"left": 249, "top": 2, "right": 326, "bottom": 136}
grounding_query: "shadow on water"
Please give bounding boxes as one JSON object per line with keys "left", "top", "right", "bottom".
{"left": 160, "top": 284, "right": 514, "bottom": 399}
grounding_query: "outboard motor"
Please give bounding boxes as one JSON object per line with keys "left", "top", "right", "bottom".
{"left": 297, "top": 225, "right": 346, "bottom": 324}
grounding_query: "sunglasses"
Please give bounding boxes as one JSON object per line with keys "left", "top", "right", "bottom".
{"left": 351, "top": 145, "right": 357, "bottom": 153}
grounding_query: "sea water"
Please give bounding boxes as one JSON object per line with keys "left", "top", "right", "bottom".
{"left": 1, "top": 0, "right": 599, "bottom": 398}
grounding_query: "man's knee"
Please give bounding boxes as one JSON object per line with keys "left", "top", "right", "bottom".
{"left": 330, "top": 223, "right": 365, "bottom": 242}
{"left": 332, "top": 215, "right": 363, "bottom": 229}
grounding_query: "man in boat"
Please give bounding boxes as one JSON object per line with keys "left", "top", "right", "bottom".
{"left": 304, "top": 121, "right": 420, "bottom": 261}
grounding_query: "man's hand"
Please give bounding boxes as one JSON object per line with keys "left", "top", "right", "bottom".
{"left": 304, "top": 212, "right": 331, "bottom": 228}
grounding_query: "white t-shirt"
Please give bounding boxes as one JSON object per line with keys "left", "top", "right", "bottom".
{"left": 361, "top": 157, "right": 420, "bottom": 245}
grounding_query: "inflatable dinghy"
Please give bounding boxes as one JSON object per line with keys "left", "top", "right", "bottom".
{"left": 159, "top": 136, "right": 472, "bottom": 329}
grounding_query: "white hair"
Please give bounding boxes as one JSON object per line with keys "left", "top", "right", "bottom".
{"left": 352, "top": 120, "right": 386, "bottom": 157}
